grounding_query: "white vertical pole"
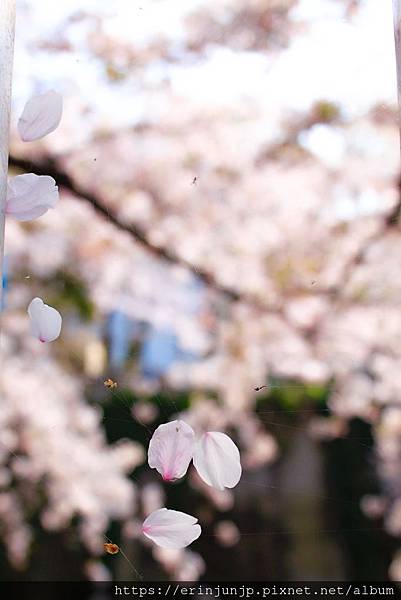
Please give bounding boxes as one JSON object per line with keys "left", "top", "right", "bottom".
{"left": 394, "top": 0, "right": 401, "bottom": 151}
{"left": 0, "top": 0, "right": 16, "bottom": 330}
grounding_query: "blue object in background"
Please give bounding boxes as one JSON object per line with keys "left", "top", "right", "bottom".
{"left": 107, "top": 310, "right": 133, "bottom": 369}
{"left": 140, "top": 328, "right": 178, "bottom": 378}
{"left": 107, "top": 275, "right": 204, "bottom": 375}
{"left": 1, "top": 256, "right": 7, "bottom": 310}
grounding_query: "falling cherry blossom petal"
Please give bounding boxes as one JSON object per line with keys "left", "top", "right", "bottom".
{"left": 193, "top": 432, "right": 242, "bottom": 491}
{"left": 18, "top": 90, "right": 63, "bottom": 141}
{"left": 148, "top": 420, "right": 195, "bottom": 482}
{"left": 142, "top": 508, "right": 201, "bottom": 549}
{"left": 6, "top": 174, "right": 59, "bottom": 221}
{"left": 27, "top": 298, "right": 62, "bottom": 343}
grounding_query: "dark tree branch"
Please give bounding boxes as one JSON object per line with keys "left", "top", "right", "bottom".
{"left": 385, "top": 173, "right": 401, "bottom": 227}
{"left": 9, "top": 153, "right": 399, "bottom": 321}
{"left": 9, "top": 153, "right": 283, "bottom": 314}
{"left": 325, "top": 176, "right": 401, "bottom": 297}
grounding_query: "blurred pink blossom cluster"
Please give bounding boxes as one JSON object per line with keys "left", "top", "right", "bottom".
{"left": 0, "top": 346, "right": 143, "bottom": 567}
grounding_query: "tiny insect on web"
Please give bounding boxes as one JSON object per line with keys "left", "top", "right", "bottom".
{"left": 103, "top": 534, "right": 143, "bottom": 579}
{"left": 254, "top": 383, "right": 318, "bottom": 392}
{"left": 104, "top": 377, "right": 117, "bottom": 389}
{"left": 102, "top": 378, "right": 154, "bottom": 438}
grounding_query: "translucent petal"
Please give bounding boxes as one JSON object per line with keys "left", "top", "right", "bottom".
{"left": 6, "top": 174, "right": 59, "bottom": 221}
{"left": 142, "top": 508, "right": 201, "bottom": 549}
{"left": 18, "top": 90, "right": 63, "bottom": 141}
{"left": 148, "top": 420, "right": 195, "bottom": 481}
{"left": 193, "top": 432, "right": 242, "bottom": 490}
{"left": 28, "top": 297, "right": 62, "bottom": 343}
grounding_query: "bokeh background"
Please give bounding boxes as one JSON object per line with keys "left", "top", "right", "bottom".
{"left": 2, "top": 0, "right": 401, "bottom": 582}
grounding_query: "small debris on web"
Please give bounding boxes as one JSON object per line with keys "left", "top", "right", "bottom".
{"left": 104, "top": 543, "right": 120, "bottom": 555}
{"left": 104, "top": 378, "right": 118, "bottom": 389}
{"left": 254, "top": 385, "right": 267, "bottom": 392}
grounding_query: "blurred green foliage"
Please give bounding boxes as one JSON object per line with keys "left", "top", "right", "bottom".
{"left": 49, "top": 271, "right": 95, "bottom": 321}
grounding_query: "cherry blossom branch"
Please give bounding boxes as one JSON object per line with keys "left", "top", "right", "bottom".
{"left": 323, "top": 1, "right": 401, "bottom": 296}
{"left": 8, "top": 153, "right": 287, "bottom": 317}
{"left": 0, "top": 1, "right": 16, "bottom": 329}
{"left": 9, "top": 150, "right": 401, "bottom": 336}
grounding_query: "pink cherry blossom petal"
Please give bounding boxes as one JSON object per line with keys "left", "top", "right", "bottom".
{"left": 193, "top": 432, "right": 242, "bottom": 491}
{"left": 148, "top": 420, "right": 195, "bottom": 481}
{"left": 6, "top": 174, "right": 59, "bottom": 221}
{"left": 28, "top": 298, "right": 62, "bottom": 343}
{"left": 142, "top": 508, "right": 201, "bottom": 549}
{"left": 18, "top": 90, "right": 62, "bottom": 142}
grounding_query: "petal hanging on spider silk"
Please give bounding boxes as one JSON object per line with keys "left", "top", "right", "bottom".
{"left": 6, "top": 174, "right": 58, "bottom": 221}
{"left": 142, "top": 508, "right": 201, "bottom": 549}
{"left": 18, "top": 90, "right": 63, "bottom": 141}
{"left": 148, "top": 420, "right": 195, "bottom": 482}
{"left": 193, "top": 432, "right": 242, "bottom": 490}
{"left": 28, "top": 297, "right": 62, "bottom": 343}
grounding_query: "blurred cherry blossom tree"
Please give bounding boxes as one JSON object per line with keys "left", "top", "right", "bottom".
{"left": 2, "top": 0, "right": 401, "bottom": 581}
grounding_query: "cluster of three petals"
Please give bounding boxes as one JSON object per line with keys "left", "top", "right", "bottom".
{"left": 142, "top": 420, "right": 241, "bottom": 549}
{"left": 5, "top": 92, "right": 64, "bottom": 342}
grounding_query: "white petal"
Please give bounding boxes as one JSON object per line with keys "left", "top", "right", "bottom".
{"left": 18, "top": 90, "right": 63, "bottom": 141}
{"left": 28, "top": 297, "right": 62, "bottom": 342}
{"left": 27, "top": 297, "right": 44, "bottom": 340}
{"left": 142, "top": 508, "right": 201, "bottom": 549}
{"left": 148, "top": 420, "right": 195, "bottom": 481}
{"left": 6, "top": 174, "right": 59, "bottom": 221}
{"left": 193, "top": 432, "right": 242, "bottom": 491}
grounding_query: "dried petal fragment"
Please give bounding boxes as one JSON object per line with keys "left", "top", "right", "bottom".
{"left": 104, "top": 543, "right": 119, "bottom": 555}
